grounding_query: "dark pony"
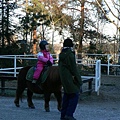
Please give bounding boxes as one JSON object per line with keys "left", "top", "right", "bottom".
{"left": 14, "top": 66, "right": 62, "bottom": 112}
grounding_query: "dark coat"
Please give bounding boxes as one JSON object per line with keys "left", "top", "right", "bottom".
{"left": 58, "top": 48, "right": 83, "bottom": 93}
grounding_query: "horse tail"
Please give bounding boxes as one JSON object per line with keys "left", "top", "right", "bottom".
{"left": 16, "top": 66, "right": 31, "bottom": 101}
{"left": 17, "top": 66, "right": 31, "bottom": 85}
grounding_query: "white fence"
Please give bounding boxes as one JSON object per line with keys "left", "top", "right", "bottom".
{"left": 77, "top": 53, "right": 120, "bottom": 75}
{"left": 77, "top": 59, "right": 101, "bottom": 95}
{"left": 0, "top": 54, "right": 101, "bottom": 94}
{"left": 95, "top": 60, "right": 101, "bottom": 95}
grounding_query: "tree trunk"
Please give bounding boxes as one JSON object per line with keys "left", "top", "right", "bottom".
{"left": 2, "top": 0, "right": 5, "bottom": 48}
{"left": 77, "top": 0, "right": 85, "bottom": 59}
{"left": 33, "top": 27, "right": 37, "bottom": 54}
{"left": 6, "top": 1, "right": 10, "bottom": 46}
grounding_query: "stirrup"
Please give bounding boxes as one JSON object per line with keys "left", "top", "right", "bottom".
{"left": 32, "top": 79, "right": 37, "bottom": 83}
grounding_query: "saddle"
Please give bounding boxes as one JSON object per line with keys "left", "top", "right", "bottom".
{"left": 26, "top": 65, "right": 49, "bottom": 83}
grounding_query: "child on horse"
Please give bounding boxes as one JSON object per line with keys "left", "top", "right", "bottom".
{"left": 33, "top": 40, "right": 53, "bottom": 83}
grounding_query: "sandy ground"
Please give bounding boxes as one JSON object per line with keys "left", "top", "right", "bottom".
{"left": 0, "top": 95, "right": 120, "bottom": 120}
{"left": 0, "top": 75, "right": 120, "bottom": 120}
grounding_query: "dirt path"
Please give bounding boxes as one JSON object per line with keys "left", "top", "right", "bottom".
{"left": 0, "top": 96, "right": 120, "bottom": 120}
{"left": 0, "top": 75, "right": 120, "bottom": 120}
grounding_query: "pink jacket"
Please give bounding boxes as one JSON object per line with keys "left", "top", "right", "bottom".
{"left": 36, "top": 50, "right": 53, "bottom": 67}
{"left": 33, "top": 50, "right": 53, "bottom": 79}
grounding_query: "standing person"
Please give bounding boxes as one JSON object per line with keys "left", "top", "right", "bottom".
{"left": 33, "top": 40, "right": 53, "bottom": 83}
{"left": 58, "top": 38, "right": 83, "bottom": 120}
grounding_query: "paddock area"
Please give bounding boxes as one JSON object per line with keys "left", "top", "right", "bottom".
{"left": 0, "top": 95, "right": 120, "bottom": 120}
{"left": 1, "top": 75, "right": 120, "bottom": 120}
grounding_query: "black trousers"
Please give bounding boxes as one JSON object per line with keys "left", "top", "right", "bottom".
{"left": 61, "top": 92, "right": 79, "bottom": 118}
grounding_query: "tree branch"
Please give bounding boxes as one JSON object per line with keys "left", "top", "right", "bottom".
{"left": 95, "top": 0, "right": 120, "bottom": 30}
{"left": 104, "top": 0, "right": 119, "bottom": 20}
{"left": 111, "top": 0, "right": 120, "bottom": 13}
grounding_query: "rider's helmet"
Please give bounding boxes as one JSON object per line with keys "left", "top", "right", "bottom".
{"left": 39, "top": 40, "right": 48, "bottom": 50}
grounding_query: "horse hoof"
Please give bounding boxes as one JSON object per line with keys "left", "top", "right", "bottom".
{"left": 28, "top": 105, "right": 35, "bottom": 109}
{"left": 57, "top": 105, "right": 61, "bottom": 112}
{"left": 15, "top": 104, "right": 20, "bottom": 107}
{"left": 14, "top": 101, "right": 20, "bottom": 107}
{"left": 58, "top": 107, "right": 61, "bottom": 112}
{"left": 45, "top": 108, "right": 50, "bottom": 112}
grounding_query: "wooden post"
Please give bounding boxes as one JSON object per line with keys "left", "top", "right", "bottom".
{"left": 33, "top": 27, "right": 37, "bottom": 54}
{"left": 1, "top": 79, "right": 5, "bottom": 95}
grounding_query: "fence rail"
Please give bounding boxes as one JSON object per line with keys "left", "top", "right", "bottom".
{"left": 1, "top": 54, "right": 120, "bottom": 75}
{"left": 76, "top": 53, "right": 120, "bottom": 75}
{"left": 0, "top": 54, "right": 101, "bottom": 94}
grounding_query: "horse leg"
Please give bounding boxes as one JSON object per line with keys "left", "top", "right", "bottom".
{"left": 44, "top": 93, "right": 51, "bottom": 112}
{"left": 54, "top": 91, "right": 62, "bottom": 111}
{"left": 14, "top": 87, "right": 25, "bottom": 107}
{"left": 27, "top": 89, "right": 35, "bottom": 109}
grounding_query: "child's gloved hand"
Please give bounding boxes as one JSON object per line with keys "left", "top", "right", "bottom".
{"left": 47, "top": 60, "right": 52, "bottom": 66}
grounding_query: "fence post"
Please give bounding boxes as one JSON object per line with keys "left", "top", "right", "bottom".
{"left": 107, "top": 54, "right": 110, "bottom": 75}
{"left": 95, "top": 60, "right": 101, "bottom": 95}
{"left": 14, "top": 56, "right": 17, "bottom": 77}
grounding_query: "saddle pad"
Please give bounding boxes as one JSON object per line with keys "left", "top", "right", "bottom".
{"left": 26, "top": 67, "right": 34, "bottom": 81}
{"left": 26, "top": 66, "right": 49, "bottom": 83}
{"left": 40, "top": 68, "right": 49, "bottom": 83}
